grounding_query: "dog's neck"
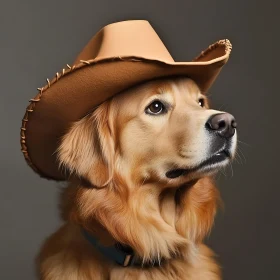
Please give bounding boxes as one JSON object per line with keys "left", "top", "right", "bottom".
{"left": 66, "top": 175, "right": 217, "bottom": 269}
{"left": 77, "top": 178, "right": 200, "bottom": 268}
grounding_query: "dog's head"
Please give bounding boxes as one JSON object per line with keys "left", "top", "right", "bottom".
{"left": 57, "top": 76, "right": 237, "bottom": 262}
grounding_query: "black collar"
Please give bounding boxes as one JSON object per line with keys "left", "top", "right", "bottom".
{"left": 82, "top": 228, "right": 165, "bottom": 267}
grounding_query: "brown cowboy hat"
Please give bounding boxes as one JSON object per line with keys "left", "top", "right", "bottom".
{"left": 20, "top": 19, "right": 232, "bottom": 181}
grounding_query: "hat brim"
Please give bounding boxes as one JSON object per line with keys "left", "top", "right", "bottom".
{"left": 21, "top": 40, "right": 231, "bottom": 181}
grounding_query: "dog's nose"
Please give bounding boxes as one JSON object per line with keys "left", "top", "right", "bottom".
{"left": 206, "top": 113, "right": 237, "bottom": 138}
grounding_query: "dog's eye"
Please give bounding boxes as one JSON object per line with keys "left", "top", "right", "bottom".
{"left": 145, "top": 100, "right": 166, "bottom": 115}
{"left": 198, "top": 98, "right": 205, "bottom": 107}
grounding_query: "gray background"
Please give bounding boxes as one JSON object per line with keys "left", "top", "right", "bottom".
{"left": 1, "top": 0, "right": 279, "bottom": 279}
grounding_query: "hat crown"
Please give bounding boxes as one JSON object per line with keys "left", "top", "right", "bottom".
{"left": 74, "top": 20, "right": 174, "bottom": 63}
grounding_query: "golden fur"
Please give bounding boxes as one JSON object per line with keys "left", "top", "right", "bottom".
{"left": 37, "top": 76, "right": 237, "bottom": 279}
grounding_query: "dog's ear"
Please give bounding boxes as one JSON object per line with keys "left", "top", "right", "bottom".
{"left": 56, "top": 101, "right": 115, "bottom": 187}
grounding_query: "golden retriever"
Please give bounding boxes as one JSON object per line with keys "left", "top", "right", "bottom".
{"left": 37, "top": 76, "right": 237, "bottom": 279}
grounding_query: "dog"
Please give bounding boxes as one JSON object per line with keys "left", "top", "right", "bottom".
{"left": 37, "top": 76, "right": 237, "bottom": 279}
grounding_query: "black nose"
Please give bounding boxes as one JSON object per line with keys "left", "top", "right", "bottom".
{"left": 206, "top": 113, "right": 237, "bottom": 138}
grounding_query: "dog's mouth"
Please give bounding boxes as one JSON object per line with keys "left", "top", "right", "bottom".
{"left": 165, "top": 149, "right": 231, "bottom": 179}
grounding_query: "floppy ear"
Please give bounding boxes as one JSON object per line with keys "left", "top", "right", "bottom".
{"left": 56, "top": 101, "right": 115, "bottom": 187}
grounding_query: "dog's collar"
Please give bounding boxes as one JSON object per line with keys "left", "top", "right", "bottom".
{"left": 82, "top": 229, "right": 164, "bottom": 268}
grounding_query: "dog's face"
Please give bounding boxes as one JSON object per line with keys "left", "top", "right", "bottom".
{"left": 57, "top": 76, "right": 237, "bottom": 261}
{"left": 109, "top": 76, "right": 237, "bottom": 187}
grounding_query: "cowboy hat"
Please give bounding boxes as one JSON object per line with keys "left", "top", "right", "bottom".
{"left": 20, "top": 19, "right": 232, "bottom": 181}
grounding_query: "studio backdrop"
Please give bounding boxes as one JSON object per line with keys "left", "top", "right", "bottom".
{"left": 0, "top": 0, "right": 279, "bottom": 279}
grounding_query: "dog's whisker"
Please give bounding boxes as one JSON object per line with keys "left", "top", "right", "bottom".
{"left": 229, "top": 161, "right": 234, "bottom": 178}
{"left": 216, "top": 171, "right": 222, "bottom": 181}
{"left": 236, "top": 147, "right": 247, "bottom": 163}
{"left": 222, "top": 166, "right": 228, "bottom": 177}
{"left": 237, "top": 139, "right": 251, "bottom": 147}
{"left": 234, "top": 150, "right": 242, "bottom": 164}
{"left": 217, "top": 103, "right": 228, "bottom": 111}
{"left": 235, "top": 149, "right": 246, "bottom": 165}
{"left": 218, "top": 165, "right": 226, "bottom": 177}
